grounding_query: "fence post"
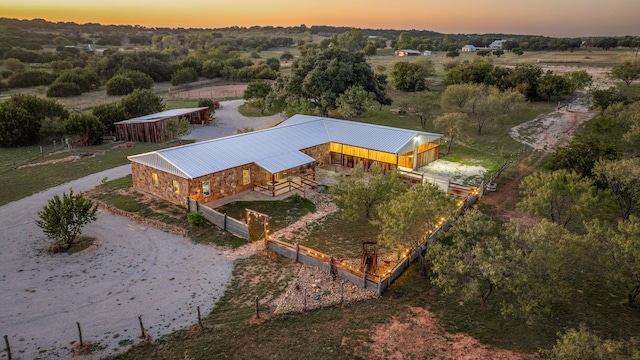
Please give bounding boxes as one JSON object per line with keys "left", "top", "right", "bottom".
{"left": 255, "top": 296, "right": 260, "bottom": 319}
{"left": 303, "top": 289, "right": 307, "bottom": 312}
{"left": 340, "top": 281, "right": 344, "bottom": 304}
{"left": 197, "top": 306, "right": 203, "bottom": 330}
{"left": 223, "top": 214, "right": 227, "bottom": 231}
{"left": 295, "top": 243, "right": 299, "bottom": 263}
{"left": 138, "top": 315, "right": 145, "bottom": 339}
{"left": 4, "top": 335, "right": 11, "bottom": 360}
{"left": 362, "top": 270, "right": 367, "bottom": 289}
{"left": 76, "top": 322, "right": 83, "bottom": 346}
{"left": 196, "top": 200, "right": 199, "bottom": 212}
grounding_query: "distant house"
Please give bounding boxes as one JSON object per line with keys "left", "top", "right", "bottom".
{"left": 489, "top": 40, "right": 507, "bottom": 49}
{"left": 395, "top": 49, "right": 421, "bottom": 56}
{"left": 127, "top": 114, "right": 443, "bottom": 206}
{"left": 423, "top": 50, "right": 432, "bottom": 56}
{"left": 461, "top": 45, "right": 477, "bottom": 52}
{"left": 114, "top": 107, "right": 210, "bottom": 143}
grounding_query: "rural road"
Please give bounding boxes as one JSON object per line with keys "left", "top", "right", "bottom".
{"left": 0, "top": 100, "right": 281, "bottom": 360}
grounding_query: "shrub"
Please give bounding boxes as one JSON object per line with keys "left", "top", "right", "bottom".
{"left": 171, "top": 67, "right": 198, "bottom": 86}
{"left": 106, "top": 74, "right": 134, "bottom": 95}
{"left": 46, "top": 82, "right": 82, "bottom": 97}
{"left": 187, "top": 211, "right": 207, "bottom": 227}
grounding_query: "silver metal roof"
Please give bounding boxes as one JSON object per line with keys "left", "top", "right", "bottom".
{"left": 128, "top": 114, "right": 442, "bottom": 179}
{"left": 114, "top": 107, "right": 209, "bottom": 124}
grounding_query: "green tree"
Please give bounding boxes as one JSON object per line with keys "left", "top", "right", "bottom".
{"left": 122, "top": 70, "right": 154, "bottom": 90}
{"left": 3, "top": 58, "right": 24, "bottom": 73}
{"left": 363, "top": 43, "right": 377, "bottom": 56}
{"left": 433, "top": 112, "right": 468, "bottom": 154}
{"left": 121, "top": 89, "right": 165, "bottom": 118}
{"left": 610, "top": 60, "right": 640, "bottom": 87}
{"left": 391, "top": 59, "right": 434, "bottom": 91}
{"left": 285, "top": 48, "right": 391, "bottom": 116}
{"left": 542, "top": 324, "right": 640, "bottom": 360}
{"left": 375, "top": 183, "right": 456, "bottom": 275}
{"left": 445, "top": 50, "right": 460, "bottom": 59}
{"left": 166, "top": 117, "right": 191, "bottom": 143}
{"left": 0, "top": 94, "right": 69, "bottom": 146}
{"left": 105, "top": 74, "right": 134, "bottom": 95}
{"left": 92, "top": 103, "right": 126, "bottom": 133}
{"left": 537, "top": 70, "right": 573, "bottom": 101}
{"left": 335, "top": 85, "right": 374, "bottom": 118}
{"left": 336, "top": 28, "right": 368, "bottom": 52}
{"left": 501, "top": 220, "right": 578, "bottom": 322}
{"left": 441, "top": 83, "right": 524, "bottom": 135}
{"left": 279, "top": 51, "right": 294, "bottom": 63}
{"left": 395, "top": 32, "right": 413, "bottom": 49}
{"left": 547, "top": 134, "right": 618, "bottom": 178}
{"left": 492, "top": 49, "right": 504, "bottom": 58}
{"left": 509, "top": 64, "right": 543, "bottom": 100}
{"left": 589, "top": 87, "right": 628, "bottom": 114}
{"left": 398, "top": 91, "right": 439, "bottom": 129}
{"left": 594, "top": 158, "right": 640, "bottom": 219}
{"left": 36, "top": 189, "right": 98, "bottom": 252}
{"left": 563, "top": 70, "right": 593, "bottom": 93}
{"left": 330, "top": 163, "right": 407, "bottom": 221}
{"left": 584, "top": 217, "right": 640, "bottom": 306}
{"left": 265, "top": 57, "right": 280, "bottom": 71}
{"left": 243, "top": 81, "right": 272, "bottom": 114}
{"left": 517, "top": 169, "right": 599, "bottom": 228}
{"left": 429, "top": 209, "right": 505, "bottom": 307}
{"left": 64, "top": 113, "right": 105, "bottom": 146}
{"left": 171, "top": 67, "right": 198, "bottom": 86}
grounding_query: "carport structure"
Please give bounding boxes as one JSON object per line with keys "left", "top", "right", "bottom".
{"left": 114, "top": 107, "right": 210, "bottom": 143}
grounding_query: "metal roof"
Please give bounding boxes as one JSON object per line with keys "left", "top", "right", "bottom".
{"left": 114, "top": 107, "right": 209, "bottom": 124}
{"left": 128, "top": 114, "right": 442, "bottom": 179}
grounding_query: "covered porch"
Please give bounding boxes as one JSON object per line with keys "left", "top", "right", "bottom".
{"left": 252, "top": 151, "right": 319, "bottom": 198}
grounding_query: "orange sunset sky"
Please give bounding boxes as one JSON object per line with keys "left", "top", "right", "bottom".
{"left": 1, "top": 0, "right": 639, "bottom": 37}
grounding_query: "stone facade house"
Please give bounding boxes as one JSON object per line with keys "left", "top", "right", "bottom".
{"left": 127, "top": 115, "right": 443, "bottom": 207}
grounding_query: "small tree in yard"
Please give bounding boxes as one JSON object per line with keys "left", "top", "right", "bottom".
{"left": 330, "top": 163, "right": 407, "bottom": 221}
{"left": 375, "top": 183, "right": 457, "bottom": 275}
{"left": 36, "top": 189, "right": 98, "bottom": 252}
{"left": 166, "top": 117, "right": 191, "bottom": 143}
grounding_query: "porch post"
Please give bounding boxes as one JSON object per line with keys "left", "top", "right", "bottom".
{"left": 271, "top": 173, "right": 275, "bottom": 197}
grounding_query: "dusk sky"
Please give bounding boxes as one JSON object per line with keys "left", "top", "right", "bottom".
{"left": 1, "top": 0, "right": 639, "bottom": 37}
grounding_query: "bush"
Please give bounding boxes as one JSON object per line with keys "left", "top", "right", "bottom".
{"left": 46, "top": 82, "right": 82, "bottom": 97}
{"left": 171, "top": 67, "right": 198, "bottom": 86}
{"left": 106, "top": 74, "right": 134, "bottom": 95}
{"left": 7, "top": 70, "right": 56, "bottom": 88}
{"left": 123, "top": 70, "right": 154, "bottom": 89}
{"left": 187, "top": 211, "right": 207, "bottom": 227}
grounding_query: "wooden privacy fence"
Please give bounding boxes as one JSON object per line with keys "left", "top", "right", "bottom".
{"left": 187, "top": 198, "right": 249, "bottom": 239}
{"left": 267, "top": 191, "right": 480, "bottom": 296}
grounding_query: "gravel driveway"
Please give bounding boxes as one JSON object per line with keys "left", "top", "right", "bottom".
{"left": 0, "top": 100, "right": 280, "bottom": 359}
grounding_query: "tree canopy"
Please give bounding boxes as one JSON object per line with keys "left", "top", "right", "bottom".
{"left": 282, "top": 48, "right": 391, "bottom": 116}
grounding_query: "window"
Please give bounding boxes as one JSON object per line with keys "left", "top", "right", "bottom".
{"left": 172, "top": 179, "right": 180, "bottom": 194}
{"left": 202, "top": 180, "right": 210, "bottom": 197}
{"left": 242, "top": 169, "right": 251, "bottom": 185}
{"left": 152, "top": 173, "right": 159, "bottom": 186}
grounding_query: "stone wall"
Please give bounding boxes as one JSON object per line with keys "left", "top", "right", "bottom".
{"left": 301, "top": 143, "right": 330, "bottom": 165}
{"left": 132, "top": 162, "right": 190, "bottom": 206}
{"left": 189, "top": 163, "right": 256, "bottom": 204}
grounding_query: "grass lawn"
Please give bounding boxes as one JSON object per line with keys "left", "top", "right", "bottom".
{"left": 217, "top": 194, "right": 316, "bottom": 241}
{"left": 0, "top": 140, "right": 183, "bottom": 206}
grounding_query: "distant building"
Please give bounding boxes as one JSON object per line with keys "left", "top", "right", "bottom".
{"left": 461, "top": 45, "right": 477, "bottom": 52}
{"left": 395, "top": 49, "right": 421, "bottom": 56}
{"left": 423, "top": 50, "right": 432, "bottom": 56}
{"left": 488, "top": 40, "right": 507, "bottom": 49}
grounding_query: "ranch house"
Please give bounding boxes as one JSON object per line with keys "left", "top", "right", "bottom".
{"left": 394, "top": 49, "right": 421, "bottom": 56}
{"left": 127, "top": 114, "right": 442, "bottom": 207}
{"left": 114, "top": 107, "right": 210, "bottom": 143}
